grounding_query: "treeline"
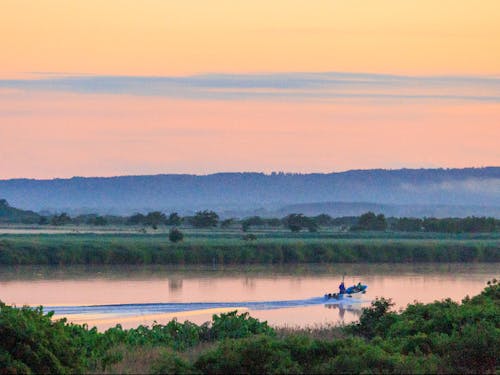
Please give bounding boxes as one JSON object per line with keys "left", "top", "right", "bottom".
{"left": 1, "top": 198, "right": 499, "bottom": 233}
{"left": 44, "top": 211, "right": 500, "bottom": 234}
{"left": 2, "top": 280, "right": 499, "bottom": 373}
{"left": 392, "top": 216, "right": 499, "bottom": 233}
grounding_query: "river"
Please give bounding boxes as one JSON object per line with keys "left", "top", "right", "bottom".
{"left": 0, "top": 263, "right": 497, "bottom": 330}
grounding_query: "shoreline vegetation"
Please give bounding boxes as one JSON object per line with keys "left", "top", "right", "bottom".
{"left": 1, "top": 198, "right": 499, "bottom": 265}
{"left": 1, "top": 280, "right": 498, "bottom": 373}
{"left": 0, "top": 232, "right": 499, "bottom": 265}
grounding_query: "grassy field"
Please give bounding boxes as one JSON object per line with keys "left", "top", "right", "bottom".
{"left": 0, "top": 229, "right": 498, "bottom": 265}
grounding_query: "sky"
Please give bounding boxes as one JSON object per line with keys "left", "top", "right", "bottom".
{"left": 1, "top": 0, "right": 499, "bottom": 179}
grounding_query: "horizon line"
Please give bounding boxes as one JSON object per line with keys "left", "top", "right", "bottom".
{"left": 2, "top": 166, "right": 499, "bottom": 182}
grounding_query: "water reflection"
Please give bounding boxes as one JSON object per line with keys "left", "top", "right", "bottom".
{"left": 1, "top": 263, "right": 498, "bottom": 281}
{"left": 0, "top": 263, "right": 497, "bottom": 330}
{"left": 168, "top": 278, "right": 183, "bottom": 292}
{"left": 324, "top": 302, "right": 363, "bottom": 321}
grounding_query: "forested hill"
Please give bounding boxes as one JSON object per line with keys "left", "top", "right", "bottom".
{"left": 0, "top": 167, "right": 499, "bottom": 216}
{"left": 0, "top": 199, "right": 40, "bottom": 223}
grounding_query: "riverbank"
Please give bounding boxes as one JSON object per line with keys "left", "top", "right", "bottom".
{"left": 2, "top": 280, "right": 499, "bottom": 374}
{"left": 2, "top": 262, "right": 496, "bottom": 330}
{"left": 0, "top": 232, "right": 499, "bottom": 265}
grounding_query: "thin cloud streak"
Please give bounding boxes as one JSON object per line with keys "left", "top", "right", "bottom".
{"left": 0, "top": 72, "right": 499, "bottom": 102}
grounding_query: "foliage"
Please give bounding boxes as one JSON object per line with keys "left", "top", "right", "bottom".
{"left": 313, "top": 214, "right": 334, "bottom": 226}
{"left": 422, "top": 216, "right": 498, "bottom": 233}
{"left": 352, "top": 211, "right": 388, "bottom": 231}
{"left": 242, "top": 234, "right": 257, "bottom": 241}
{"left": 189, "top": 210, "right": 219, "bottom": 228}
{"left": 220, "top": 218, "right": 234, "bottom": 229}
{"left": 0, "top": 199, "right": 40, "bottom": 224}
{"left": 85, "top": 215, "right": 108, "bottom": 226}
{"left": 167, "top": 212, "right": 183, "bottom": 226}
{"left": 126, "top": 211, "right": 169, "bottom": 228}
{"left": 1, "top": 198, "right": 498, "bottom": 233}
{"left": 169, "top": 227, "right": 184, "bottom": 243}
{"left": 207, "top": 311, "right": 275, "bottom": 340}
{"left": 0, "top": 302, "right": 87, "bottom": 374}
{"left": 0, "top": 232, "right": 498, "bottom": 265}
{"left": 50, "top": 213, "right": 72, "bottom": 226}
{"left": 151, "top": 350, "right": 198, "bottom": 375}
{"left": 195, "top": 335, "right": 300, "bottom": 374}
{"left": 282, "top": 213, "right": 318, "bottom": 232}
{"left": 144, "top": 211, "right": 167, "bottom": 229}
{"left": 392, "top": 217, "right": 423, "bottom": 232}
{"left": 1, "top": 282, "right": 499, "bottom": 374}
{"left": 391, "top": 216, "right": 499, "bottom": 233}
{"left": 346, "top": 297, "right": 396, "bottom": 339}
{"left": 194, "top": 281, "right": 500, "bottom": 374}
{"left": 127, "top": 213, "right": 147, "bottom": 226}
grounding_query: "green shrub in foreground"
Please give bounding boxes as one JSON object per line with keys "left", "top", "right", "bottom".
{"left": 1, "top": 281, "right": 498, "bottom": 374}
{"left": 189, "top": 281, "right": 500, "bottom": 374}
{"left": 0, "top": 303, "right": 87, "bottom": 374}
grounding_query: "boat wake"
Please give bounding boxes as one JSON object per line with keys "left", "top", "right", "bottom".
{"left": 46, "top": 296, "right": 366, "bottom": 316}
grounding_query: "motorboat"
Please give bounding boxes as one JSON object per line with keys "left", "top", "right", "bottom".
{"left": 325, "top": 283, "right": 367, "bottom": 299}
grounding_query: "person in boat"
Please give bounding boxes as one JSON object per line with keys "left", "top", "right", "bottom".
{"left": 351, "top": 282, "right": 364, "bottom": 292}
{"left": 339, "top": 281, "right": 346, "bottom": 294}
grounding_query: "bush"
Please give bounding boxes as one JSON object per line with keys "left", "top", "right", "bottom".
{"left": 242, "top": 234, "right": 257, "bottom": 241}
{"left": 446, "top": 321, "right": 499, "bottom": 374}
{"left": 208, "top": 311, "right": 275, "bottom": 340}
{"left": 347, "top": 297, "right": 396, "bottom": 338}
{"left": 195, "top": 335, "right": 300, "bottom": 374}
{"left": 151, "top": 350, "right": 198, "bottom": 375}
{"left": 1, "top": 282, "right": 499, "bottom": 374}
{"left": 169, "top": 228, "right": 184, "bottom": 243}
{"left": 0, "top": 302, "right": 87, "bottom": 374}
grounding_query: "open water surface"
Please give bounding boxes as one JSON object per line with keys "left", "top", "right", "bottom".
{"left": 0, "top": 263, "right": 497, "bottom": 329}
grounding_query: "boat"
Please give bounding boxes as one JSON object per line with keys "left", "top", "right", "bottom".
{"left": 345, "top": 284, "right": 367, "bottom": 295}
{"left": 325, "top": 282, "right": 367, "bottom": 299}
{"left": 324, "top": 292, "right": 344, "bottom": 300}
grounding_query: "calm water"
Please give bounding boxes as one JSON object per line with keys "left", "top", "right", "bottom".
{"left": 0, "top": 264, "right": 498, "bottom": 330}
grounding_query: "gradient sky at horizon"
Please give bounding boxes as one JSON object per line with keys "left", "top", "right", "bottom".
{"left": 1, "top": 0, "right": 499, "bottom": 179}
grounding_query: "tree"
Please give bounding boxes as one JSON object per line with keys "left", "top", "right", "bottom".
{"left": 240, "top": 216, "right": 266, "bottom": 231}
{"left": 353, "top": 212, "right": 387, "bottom": 231}
{"left": 169, "top": 227, "right": 184, "bottom": 242}
{"left": 190, "top": 210, "right": 219, "bottom": 228}
{"left": 93, "top": 216, "right": 108, "bottom": 226}
{"left": 241, "top": 221, "right": 250, "bottom": 232}
{"left": 50, "top": 213, "right": 72, "bottom": 226}
{"left": 145, "top": 211, "right": 167, "bottom": 229}
{"left": 306, "top": 219, "right": 319, "bottom": 232}
{"left": 393, "top": 217, "right": 422, "bottom": 232}
{"left": 220, "top": 218, "right": 235, "bottom": 229}
{"left": 167, "top": 212, "right": 182, "bottom": 226}
{"left": 265, "top": 218, "right": 282, "bottom": 228}
{"left": 283, "top": 214, "right": 307, "bottom": 232}
{"left": 127, "top": 213, "right": 146, "bottom": 225}
{"left": 313, "top": 214, "right": 333, "bottom": 227}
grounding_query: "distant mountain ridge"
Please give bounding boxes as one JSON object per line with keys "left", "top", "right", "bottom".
{"left": 0, "top": 167, "right": 499, "bottom": 217}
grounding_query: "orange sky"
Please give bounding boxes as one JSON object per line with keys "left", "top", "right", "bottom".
{"left": 1, "top": 90, "right": 499, "bottom": 178}
{"left": 1, "top": 1, "right": 499, "bottom": 178}
{"left": 1, "top": 0, "right": 500, "bottom": 75}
